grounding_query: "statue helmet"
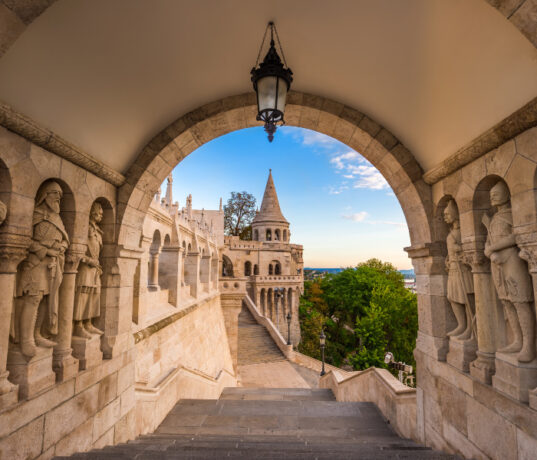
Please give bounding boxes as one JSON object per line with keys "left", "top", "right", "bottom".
{"left": 490, "top": 181, "right": 510, "bottom": 205}
{"left": 36, "top": 181, "right": 63, "bottom": 206}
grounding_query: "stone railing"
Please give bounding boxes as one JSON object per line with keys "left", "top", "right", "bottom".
{"left": 252, "top": 275, "right": 302, "bottom": 282}
{"left": 319, "top": 368, "right": 417, "bottom": 441}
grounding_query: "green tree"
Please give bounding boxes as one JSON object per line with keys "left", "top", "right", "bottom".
{"left": 224, "top": 191, "right": 256, "bottom": 238}
{"left": 297, "top": 259, "right": 418, "bottom": 373}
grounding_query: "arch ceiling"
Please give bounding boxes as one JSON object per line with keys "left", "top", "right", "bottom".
{"left": 0, "top": 0, "right": 536, "bottom": 174}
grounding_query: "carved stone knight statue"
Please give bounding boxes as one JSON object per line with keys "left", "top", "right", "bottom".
{"left": 73, "top": 202, "right": 104, "bottom": 338}
{"left": 483, "top": 181, "right": 535, "bottom": 362}
{"left": 444, "top": 200, "right": 475, "bottom": 340}
{"left": 14, "top": 182, "right": 69, "bottom": 358}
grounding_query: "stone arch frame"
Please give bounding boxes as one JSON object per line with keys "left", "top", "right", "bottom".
{"left": 222, "top": 254, "right": 233, "bottom": 277}
{"left": 244, "top": 261, "right": 252, "bottom": 276}
{"left": 266, "top": 229, "right": 272, "bottom": 241}
{"left": 0, "top": 158, "right": 11, "bottom": 229}
{"left": 275, "top": 229, "right": 281, "bottom": 241}
{"left": 116, "top": 92, "right": 433, "bottom": 254}
{"left": 254, "top": 229, "right": 259, "bottom": 241}
{"left": 253, "top": 263, "right": 259, "bottom": 275}
{"left": 268, "top": 264, "right": 273, "bottom": 275}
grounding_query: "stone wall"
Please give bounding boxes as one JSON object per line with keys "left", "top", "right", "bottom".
{"left": 0, "top": 126, "right": 237, "bottom": 459}
{"left": 134, "top": 293, "right": 235, "bottom": 434}
{"left": 411, "top": 125, "right": 537, "bottom": 459}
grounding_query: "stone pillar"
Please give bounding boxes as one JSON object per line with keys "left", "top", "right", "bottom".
{"left": 220, "top": 293, "right": 245, "bottom": 374}
{"left": 465, "top": 246, "right": 498, "bottom": 384}
{"left": 405, "top": 243, "right": 450, "bottom": 362}
{"left": 53, "top": 248, "right": 83, "bottom": 381}
{"left": 200, "top": 255, "right": 211, "bottom": 293}
{"left": 0, "top": 236, "right": 28, "bottom": 409}
{"left": 148, "top": 250, "right": 160, "bottom": 290}
{"left": 100, "top": 246, "right": 141, "bottom": 359}
{"left": 159, "top": 246, "right": 182, "bottom": 306}
{"left": 184, "top": 251, "right": 200, "bottom": 298}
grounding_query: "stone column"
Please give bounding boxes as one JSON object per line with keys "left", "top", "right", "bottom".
{"left": 0, "top": 236, "right": 28, "bottom": 409}
{"left": 465, "top": 246, "right": 498, "bottom": 384}
{"left": 200, "top": 255, "right": 211, "bottom": 293}
{"left": 517, "top": 242, "right": 537, "bottom": 407}
{"left": 53, "top": 248, "right": 83, "bottom": 381}
{"left": 148, "top": 249, "right": 160, "bottom": 290}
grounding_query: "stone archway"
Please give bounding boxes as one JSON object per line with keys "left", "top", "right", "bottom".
{"left": 117, "top": 91, "right": 433, "bottom": 250}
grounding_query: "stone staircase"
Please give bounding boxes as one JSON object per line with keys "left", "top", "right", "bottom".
{"left": 54, "top": 388, "right": 459, "bottom": 459}
{"left": 237, "top": 305, "right": 286, "bottom": 365}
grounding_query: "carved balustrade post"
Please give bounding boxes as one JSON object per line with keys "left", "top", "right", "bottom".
{"left": 464, "top": 245, "right": 498, "bottom": 384}
{"left": 148, "top": 249, "right": 160, "bottom": 290}
{"left": 53, "top": 247, "right": 83, "bottom": 381}
{"left": 0, "top": 235, "right": 29, "bottom": 408}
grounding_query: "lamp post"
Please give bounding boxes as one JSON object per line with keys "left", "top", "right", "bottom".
{"left": 286, "top": 311, "right": 292, "bottom": 345}
{"left": 384, "top": 351, "right": 413, "bottom": 384}
{"left": 251, "top": 22, "right": 293, "bottom": 142}
{"left": 319, "top": 330, "right": 326, "bottom": 376}
{"left": 274, "top": 287, "right": 283, "bottom": 329}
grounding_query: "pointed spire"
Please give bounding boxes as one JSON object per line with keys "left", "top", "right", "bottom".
{"left": 165, "top": 173, "right": 173, "bottom": 206}
{"left": 253, "top": 170, "right": 288, "bottom": 224}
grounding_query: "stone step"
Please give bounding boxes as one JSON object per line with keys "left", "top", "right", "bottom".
{"left": 219, "top": 387, "right": 335, "bottom": 400}
{"left": 53, "top": 388, "right": 460, "bottom": 460}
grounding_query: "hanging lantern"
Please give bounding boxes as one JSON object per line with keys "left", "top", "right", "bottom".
{"left": 251, "top": 22, "right": 293, "bottom": 142}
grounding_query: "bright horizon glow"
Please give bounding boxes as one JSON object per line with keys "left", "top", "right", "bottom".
{"left": 166, "top": 126, "right": 412, "bottom": 269}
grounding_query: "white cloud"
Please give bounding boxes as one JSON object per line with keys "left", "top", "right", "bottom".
{"left": 342, "top": 211, "right": 368, "bottom": 222}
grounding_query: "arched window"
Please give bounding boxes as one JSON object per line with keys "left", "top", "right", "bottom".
{"left": 222, "top": 255, "right": 234, "bottom": 277}
{"left": 275, "top": 262, "right": 281, "bottom": 275}
{"left": 254, "top": 229, "right": 259, "bottom": 241}
{"left": 283, "top": 229, "right": 287, "bottom": 241}
{"left": 254, "top": 264, "right": 259, "bottom": 275}
{"left": 268, "top": 264, "right": 273, "bottom": 275}
{"left": 266, "top": 229, "right": 272, "bottom": 241}
{"left": 244, "top": 261, "right": 252, "bottom": 276}
{"left": 275, "top": 229, "right": 280, "bottom": 240}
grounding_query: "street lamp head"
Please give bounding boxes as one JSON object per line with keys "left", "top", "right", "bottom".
{"left": 251, "top": 22, "right": 293, "bottom": 142}
{"left": 286, "top": 311, "right": 292, "bottom": 324}
{"left": 384, "top": 351, "right": 394, "bottom": 364}
{"left": 319, "top": 330, "right": 326, "bottom": 347}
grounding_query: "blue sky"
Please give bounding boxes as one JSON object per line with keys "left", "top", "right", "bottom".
{"left": 166, "top": 126, "right": 412, "bottom": 269}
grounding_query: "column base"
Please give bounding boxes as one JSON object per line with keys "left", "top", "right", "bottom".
{"left": 470, "top": 351, "right": 496, "bottom": 385}
{"left": 72, "top": 335, "right": 103, "bottom": 370}
{"left": 0, "top": 371, "right": 18, "bottom": 409}
{"left": 446, "top": 337, "right": 477, "bottom": 373}
{"left": 492, "top": 352, "right": 537, "bottom": 403}
{"left": 7, "top": 346, "right": 56, "bottom": 400}
{"left": 53, "top": 349, "right": 79, "bottom": 382}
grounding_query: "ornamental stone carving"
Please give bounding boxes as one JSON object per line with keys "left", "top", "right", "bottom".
{"left": 73, "top": 202, "right": 104, "bottom": 338}
{"left": 444, "top": 200, "right": 475, "bottom": 340}
{"left": 483, "top": 181, "right": 535, "bottom": 363}
{"left": 13, "top": 182, "right": 69, "bottom": 358}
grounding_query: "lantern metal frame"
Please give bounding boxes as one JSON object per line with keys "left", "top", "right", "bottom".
{"left": 251, "top": 22, "right": 293, "bottom": 142}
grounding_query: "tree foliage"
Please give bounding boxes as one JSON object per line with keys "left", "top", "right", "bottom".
{"left": 298, "top": 259, "right": 418, "bottom": 374}
{"left": 224, "top": 191, "right": 257, "bottom": 239}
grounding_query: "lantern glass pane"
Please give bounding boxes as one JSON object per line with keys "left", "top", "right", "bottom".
{"left": 257, "top": 76, "right": 277, "bottom": 112}
{"left": 276, "top": 77, "right": 288, "bottom": 113}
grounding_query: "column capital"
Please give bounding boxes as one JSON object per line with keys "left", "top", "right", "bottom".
{"left": 518, "top": 243, "right": 537, "bottom": 273}
{"left": 463, "top": 249, "right": 490, "bottom": 274}
{"left": 0, "top": 234, "right": 30, "bottom": 273}
{"left": 64, "top": 245, "right": 86, "bottom": 274}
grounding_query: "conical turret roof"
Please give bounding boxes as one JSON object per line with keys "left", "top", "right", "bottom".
{"left": 253, "top": 170, "right": 288, "bottom": 225}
